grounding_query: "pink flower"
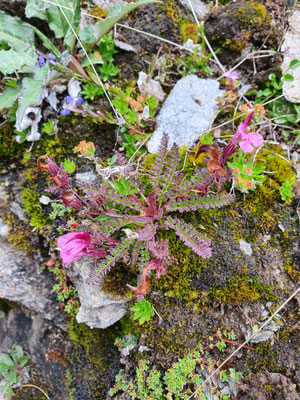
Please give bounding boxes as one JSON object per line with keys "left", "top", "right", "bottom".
{"left": 224, "top": 71, "right": 239, "bottom": 81}
{"left": 57, "top": 232, "right": 106, "bottom": 266}
{"left": 239, "top": 131, "right": 263, "bottom": 153}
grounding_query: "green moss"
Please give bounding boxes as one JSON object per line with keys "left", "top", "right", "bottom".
{"left": 13, "top": 378, "right": 49, "bottom": 400}
{"left": 0, "top": 122, "right": 26, "bottom": 168}
{"left": 210, "top": 276, "right": 276, "bottom": 305}
{"left": 180, "top": 22, "right": 200, "bottom": 43}
{"left": 67, "top": 318, "right": 121, "bottom": 399}
{"left": 89, "top": 6, "right": 107, "bottom": 18}
{"left": 21, "top": 187, "right": 49, "bottom": 232}
{"left": 234, "top": 1, "right": 267, "bottom": 25}
{"left": 0, "top": 211, "right": 34, "bottom": 253}
{"left": 162, "top": 0, "right": 182, "bottom": 25}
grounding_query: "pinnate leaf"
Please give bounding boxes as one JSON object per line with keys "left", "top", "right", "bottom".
{"left": 166, "top": 217, "right": 212, "bottom": 258}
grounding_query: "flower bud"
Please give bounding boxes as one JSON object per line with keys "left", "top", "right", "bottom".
{"left": 60, "top": 192, "right": 83, "bottom": 210}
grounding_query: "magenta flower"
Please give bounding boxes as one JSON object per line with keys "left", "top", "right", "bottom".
{"left": 239, "top": 131, "right": 263, "bottom": 153}
{"left": 57, "top": 232, "right": 106, "bottom": 266}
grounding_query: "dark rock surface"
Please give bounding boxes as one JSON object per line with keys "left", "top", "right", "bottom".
{"left": 0, "top": 306, "right": 69, "bottom": 399}
{"left": 0, "top": 239, "right": 66, "bottom": 330}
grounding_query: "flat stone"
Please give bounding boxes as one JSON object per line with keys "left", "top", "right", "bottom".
{"left": 0, "top": 239, "right": 66, "bottom": 329}
{"left": 69, "top": 258, "right": 129, "bottom": 329}
{"left": 281, "top": 10, "right": 300, "bottom": 103}
{"left": 178, "top": 0, "right": 209, "bottom": 20}
{"left": 148, "top": 75, "right": 224, "bottom": 153}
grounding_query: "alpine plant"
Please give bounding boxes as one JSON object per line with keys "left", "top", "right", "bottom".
{"left": 38, "top": 134, "right": 234, "bottom": 299}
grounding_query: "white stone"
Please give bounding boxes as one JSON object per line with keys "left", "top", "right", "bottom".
{"left": 148, "top": 75, "right": 224, "bottom": 153}
{"left": 239, "top": 239, "right": 253, "bottom": 256}
{"left": 39, "top": 195, "right": 51, "bottom": 205}
{"left": 281, "top": 10, "right": 300, "bottom": 103}
{"left": 137, "top": 71, "right": 166, "bottom": 102}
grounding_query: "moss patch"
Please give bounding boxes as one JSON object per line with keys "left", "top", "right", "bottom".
{"left": 67, "top": 318, "right": 122, "bottom": 399}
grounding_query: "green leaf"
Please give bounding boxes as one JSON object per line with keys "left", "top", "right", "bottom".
{"left": 130, "top": 299, "right": 154, "bottom": 325}
{"left": 19, "top": 356, "right": 29, "bottom": 368}
{"left": 283, "top": 74, "right": 294, "bottom": 82}
{"left": 11, "top": 345, "right": 23, "bottom": 363}
{"left": 81, "top": 53, "right": 104, "bottom": 67}
{"left": 288, "top": 59, "right": 300, "bottom": 70}
{"left": 0, "top": 48, "right": 36, "bottom": 74}
{"left": 8, "top": 370, "right": 18, "bottom": 385}
{"left": 16, "top": 78, "right": 45, "bottom": 131}
{"left": 64, "top": 0, "right": 81, "bottom": 51}
{"left": 1, "top": 380, "right": 13, "bottom": 394}
{"left": 63, "top": 159, "right": 76, "bottom": 174}
{"left": 31, "top": 26, "right": 60, "bottom": 57}
{"left": 0, "top": 13, "right": 35, "bottom": 51}
{"left": 79, "top": 25, "right": 96, "bottom": 43}
{"left": 25, "top": 0, "right": 48, "bottom": 20}
{"left": 0, "top": 84, "right": 21, "bottom": 110}
{"left": 274, "top": 117, "right": 288, "bottom": 124}
{"left": 0, "top": 363, "right": 12, "bottom": 373}
{"left": 47, "top": 0, "right": 73, "bottom": 39}
{"left": 94, "top": 0, "right": 159, "bottom": 42}
{"left": 0, "top": 354, "right": 14, "bottom": 367}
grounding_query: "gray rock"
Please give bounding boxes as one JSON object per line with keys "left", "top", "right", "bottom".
{"left": 0, "top": 219, "right": 9, "bottom": 238}
{"left": 137, "top": 71, "right": 166, "bottom": 102}
{"left": 0, "top": 239, "right": 66, "bottom": 329}
{"left": 0, "top": 307, "right": 69, "bottom": 400}
{"left": 148, "top": 75, "right": 224, "bottom": 153}
{"left": 248, "top": 321, "right": 281, "bottom": 344}
{"left": 69, "top": 258, "right": 129, "bottom": 329}
{"left": 10, "top": 201, "right": 28, "bottom": 223}
{"left": 281, "top": 10, "right": 300, "bottom": 103}
{"left": 178, "top": 0, "right": 209, "bottom": 20}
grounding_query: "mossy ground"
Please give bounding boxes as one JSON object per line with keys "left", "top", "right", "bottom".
{"left": 66, "top": 319, "right": 122, "bottom": 399}
{"left": 106, "top": 143, "right": 298, "bottom": 373}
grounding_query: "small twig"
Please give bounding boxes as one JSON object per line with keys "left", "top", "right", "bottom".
{"left": 21, "top": 384, "right": 51, "bottom": 400}
{"left": 187, "top": 0, "right": 226, "bottom": 73}
{"left": 151, "top": 304, "right": 163, "bottom": 323}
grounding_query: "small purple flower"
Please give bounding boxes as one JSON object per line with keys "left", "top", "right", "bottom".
{"left": 60, "top": 108, "right": 71, "bottom": 115}
{"left": 47, "top": 53, "right": 56, "bottom": 65}
{"left": 38, "top": 55, "right": 46, "bottom": 68}
{"left": 224, "top": 71, "right": 239, "bottom": 81}
{"left": 75, "top": 97, "right": 84, "bottom": 106}
{"left": 66, "top": 96, "right": 73, "bottom": 105}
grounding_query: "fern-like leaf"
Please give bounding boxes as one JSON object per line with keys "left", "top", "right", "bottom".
{"left": 172, "top": 169, "right": 209, "bottom": 197}
{"left": 151, "top": 133, "right": 169, "bottom": 174}
{"left": 100, "top": 217, "right": 136, "bottom": 235}
{"left": 157, "top": 143, "right": 180, "bottom": 201}
{"left": 165, "top": 217, "right": 212, "bottom": 258}
{"left": 108, "top": 190, "right": 144, "bottom": 213}
{"left": 87, "top": 238, "right": 132, "bottom": 283}
{"left": 165, "top": 194, "right": 234, "bottom": 213}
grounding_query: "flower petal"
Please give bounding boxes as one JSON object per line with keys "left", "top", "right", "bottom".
{"left": 239, "top": 139, "right": 253, "bottom": 153}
